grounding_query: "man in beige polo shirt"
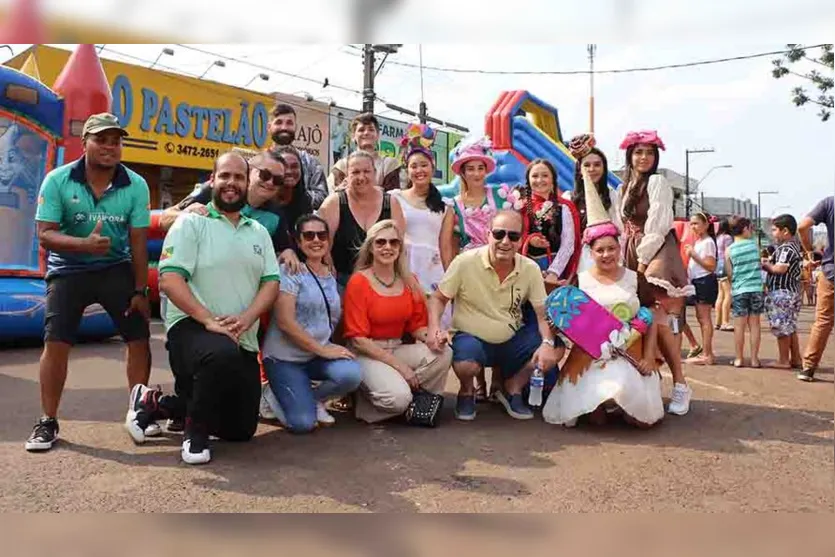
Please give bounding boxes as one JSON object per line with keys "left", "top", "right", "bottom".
{"left": 427, "top": 210, "right": 564, "bottom": 421}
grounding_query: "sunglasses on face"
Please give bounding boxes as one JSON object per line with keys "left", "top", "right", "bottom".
{"left": 374, "top": 238, "right": 401, "bottom": 248}
{"left": 253, "top": 167, "right": 284, "bottom": 187}
{"left": 300, "top": 230, "right": 328, "bottom": 242}
{"left": 491, "top": 229, "right": 521, "bottom": 242}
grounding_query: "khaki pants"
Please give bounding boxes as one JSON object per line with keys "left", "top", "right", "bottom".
{"left": 355, "top": 340, "right": 453, "bottom": 423}
{"left": 803, "top": 277, "right": 834, "bottom": 370}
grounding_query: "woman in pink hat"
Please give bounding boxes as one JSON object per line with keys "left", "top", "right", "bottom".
{"left": 439, "top": 137, "right": 506, "bottom": 270}
{"left": 619, "top": 130, "right": 694, "bottom": 417}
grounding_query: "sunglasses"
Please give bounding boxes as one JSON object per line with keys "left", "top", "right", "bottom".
{"left": 300, "top": 230, "right": 328, "bottom": 242}
{"left": 253, "top": 166, "right": 284, "bottom": 187}
{"left": 373, "top": 238, "right": 402, "bottom": 248}
{"left": 491, "top": 229, "right": 521, "bottom": 242}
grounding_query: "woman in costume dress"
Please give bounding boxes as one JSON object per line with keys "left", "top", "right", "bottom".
{"left": 542, "top": 168, "right": 664, "bottom": 428}
{"left": 390, "top": 124, "right": 452, "bottom": 327}
{"left": 618, "top": 130, "right": 694, "bottom": 416}
{"left": 565, "top": 134, "right": 624, "bottom": 273}
{"left": 511, "top": 158, "right": 581, "bottom": 289}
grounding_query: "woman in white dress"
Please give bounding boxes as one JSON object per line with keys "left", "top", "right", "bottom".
{"left": 565, "top": 134, "right": 624, "bottom": 273}
{"left": 543, "top": 167, "right": 664, "bottom": 428}
{"left": 391, "top": 124, "right": 452, "bottom": 327}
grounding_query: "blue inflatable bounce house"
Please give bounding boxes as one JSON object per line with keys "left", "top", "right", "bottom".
{"left": 0, "top": 63, "right": 116, "bottom": 341}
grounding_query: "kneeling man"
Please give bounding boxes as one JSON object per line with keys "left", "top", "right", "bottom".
{"left": 427, "top": 210, "right": 564, "bottom": 421}
{"left": 125, "top": 152, "right": 279, "bottom": 464}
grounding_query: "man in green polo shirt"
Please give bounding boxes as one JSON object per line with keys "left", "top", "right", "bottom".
{"left": 25, "top": 113, "right": 155, "bottom": 453}
{"left": 125, "top": 152, "right": 280, "bottom": 465}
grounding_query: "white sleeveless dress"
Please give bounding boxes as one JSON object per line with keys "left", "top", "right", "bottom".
{"left": 542, "top": 269, "right": 664, "bottom": 426}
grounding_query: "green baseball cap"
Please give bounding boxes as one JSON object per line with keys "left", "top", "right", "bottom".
{"left": 82, "top": 113, "right": 129, "bottom": 137}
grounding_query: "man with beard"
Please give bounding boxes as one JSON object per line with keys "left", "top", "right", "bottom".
{"left": 26, "top": 113, "right": 154, "bottom": 452}
{"left": 269, "top": 103, "right": 328, "bottom": 209}
{"left": 125, "top": 152, "right": 280, "bottom": 465}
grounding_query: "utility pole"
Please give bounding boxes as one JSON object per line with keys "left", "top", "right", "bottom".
{"left": 757, "top": 190, "right": 779, "bottom": 249}
{"left": 362, "top": 44, "right": 375, "bottom": 113}
{"left": 587, "top": 44, "right": 596, "bottom": 133}
{"left": 685, "top": 147, "right": 714, "bottom": 219}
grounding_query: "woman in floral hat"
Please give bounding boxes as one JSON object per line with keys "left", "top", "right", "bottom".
{"left": 567, "top": 134, "right": 624, "bottom": 273}
{"left": 515, "top": 158, "right": 581, "bottom": 288}
{"left": 618, "top": 130, "right": 694, "bottom": 416}
{"left": 439, "top": 136, "right": 506, "bottom": 270}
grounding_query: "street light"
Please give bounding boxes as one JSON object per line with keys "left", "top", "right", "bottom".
{"left": 696, "top": 164, "right": 732, "bottom": 211}
{"left": 685, "top": 147, "right": 714, "bottom": 218}
{"left": 757, "top": 190, "right": 779, "bottom": 249}
{"left": 199, "top": 60, "right": 225, "bottom": 79}
{"left": 244, "top": 73, "right": 269, "bottom": 88}
{"left": 149, "top": 47, "right": 174, "bottom": 69}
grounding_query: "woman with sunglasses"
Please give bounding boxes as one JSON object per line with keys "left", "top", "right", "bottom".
{"left": 343, "top": 220, "right": 453, "bottom": 423}
{"left": 260, "top": 215, "right": 362, "bottom": 432}
{"left": 266, "top": 146, "right": 314, "bottom": 274}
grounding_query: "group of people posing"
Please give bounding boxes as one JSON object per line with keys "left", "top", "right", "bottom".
{"left": 24, "top": 106, "right": 832, "bottom": 467}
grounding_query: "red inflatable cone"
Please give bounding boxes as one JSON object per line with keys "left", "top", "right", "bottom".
{"left": 0, "top": 0, "right": 46, "bottom": 43}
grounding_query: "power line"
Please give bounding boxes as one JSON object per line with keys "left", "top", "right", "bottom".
{"left": 342, "top": 44, "right": 831, "bottom": 76}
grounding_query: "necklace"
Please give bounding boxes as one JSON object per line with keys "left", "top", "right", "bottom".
{"left": 372, "top": 270, "right": 397, "bottom": 287}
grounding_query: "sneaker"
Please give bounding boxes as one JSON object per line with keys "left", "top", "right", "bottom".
{"left": 127, "top": 385, "right": 161, "bottom": 437}
{"left": 316, "top": 402, "right": 336, "bottom": 426}
{"left": 125, "top": 384, "right": 161, "bottom": 444}
{"left": 25, "top": 417, "right": 59, "bottom": 452}
{"left": 261, "top": 384, "right": 288, "bottom": 426}
{"left": 181, "top": 431, "right": 211, "bottom": 465}
{"left": 454, "top": 395, "right": 477, "bottom": 421}
{"left": 495, "top": 391, "right": 534, "bottom": 420}
{"left": 563, "top": 418, "right": 578, "bottom": 428}
{"left": 259, "top": 384, "right": 276, "bottom": 420}
{"left": 797, "top": 368, "right": 816, "bottom": 382}
{"left": 166, "top": 417, "right": 185, "bottom": 433}
{"left": 667, "top": 383, "right": 692, "bottom": 415}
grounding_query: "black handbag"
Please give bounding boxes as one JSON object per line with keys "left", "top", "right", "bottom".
{"left": 404, "top": 390, "right": 444, "bottom": 428}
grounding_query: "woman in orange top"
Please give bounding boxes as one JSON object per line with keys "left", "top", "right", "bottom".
{"left": 342, "top": 219, "right": 453, "bottom": 423}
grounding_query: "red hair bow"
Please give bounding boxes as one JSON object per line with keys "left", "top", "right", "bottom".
{"left": 619, "top": 130, "right": 665, "bottom": 151}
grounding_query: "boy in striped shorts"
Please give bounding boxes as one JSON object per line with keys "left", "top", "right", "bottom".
{"left": 725, "top": 217, "right": 764, "bottom": 368}
{"left": 762, "top": 214, "right": 803, "bottom": 369}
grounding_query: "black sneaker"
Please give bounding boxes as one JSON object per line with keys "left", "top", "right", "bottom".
{"left": 125, "top": 384, "right": 161, "bottom": 444}
{"left": 166, "top": 417, "right": 185, "bottom": 433}
{"left": 181, "top": 427, "right": 211, "bottom": 465}
{"left": 797, "top": 368, "right": 816, "bottom": 382}
{"left": 25, "top": 417, "right": 59, "bottom": 452}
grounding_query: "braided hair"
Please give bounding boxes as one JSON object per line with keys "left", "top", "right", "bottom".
{"left": 524, "top": 159, "right": 563, "bottom": 250}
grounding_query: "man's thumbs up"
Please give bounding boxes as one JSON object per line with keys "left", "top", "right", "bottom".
{"left": 85, "top": 219, "right": 111, "bottom": 255}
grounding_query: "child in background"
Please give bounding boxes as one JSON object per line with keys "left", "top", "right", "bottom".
{"left": 762, "top": 214, "right": 803, "bottom": 369}
{"left": 725, "top": 217, "right": 764, "bottom": 368}
{"left": 684, "top": 212, "right": 718, "bottom": 365}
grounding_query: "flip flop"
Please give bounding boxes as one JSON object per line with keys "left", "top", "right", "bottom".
{"left": 733, "top": 359, "right": 744, "bottom": 368}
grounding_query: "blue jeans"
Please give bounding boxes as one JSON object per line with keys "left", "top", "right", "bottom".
{"left": 263, "top": 357, "right": 362, "bottom": 433}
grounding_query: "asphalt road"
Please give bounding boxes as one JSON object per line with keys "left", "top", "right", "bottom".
{"left": 1, "top": 308, "right": 832, "bottom": 512}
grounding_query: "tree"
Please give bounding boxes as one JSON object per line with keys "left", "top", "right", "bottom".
{"left": 772, "top": 44, "right": 834, "bottom": 121}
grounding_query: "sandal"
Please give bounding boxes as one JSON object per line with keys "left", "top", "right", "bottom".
{"left": 733, "top": 359, "right": 744, "bottom": 368}
{"left": 686, "top": 345, "right": 703, "bottom": 359}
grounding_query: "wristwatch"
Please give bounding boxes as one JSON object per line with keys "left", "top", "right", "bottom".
{"left": 541, "top": 338, "right": 556, "bottom": 348}
{"left": 132, "top": 287, "right": 149, "bottom": 298}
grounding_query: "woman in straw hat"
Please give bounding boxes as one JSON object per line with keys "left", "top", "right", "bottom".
{"left": 542, "top": 167, "right": 664, "bottom": 428}
{"left": 618, "top": 130, "right": 694, "bottom": 416}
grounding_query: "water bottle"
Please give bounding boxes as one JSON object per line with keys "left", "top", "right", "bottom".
{"left": 528, "top": 367, "right": 544, "bottom": 407}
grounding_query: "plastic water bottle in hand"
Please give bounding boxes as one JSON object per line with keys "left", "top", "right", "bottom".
{"left": 528, "top": 367, "right": 544, "bottom": 407}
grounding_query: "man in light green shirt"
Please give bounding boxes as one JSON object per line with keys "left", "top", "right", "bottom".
{"left": 125, "top": 152, "right": 279, "bottom": 466}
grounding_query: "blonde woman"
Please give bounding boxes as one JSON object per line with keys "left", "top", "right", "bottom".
{"left": 342, "top": 220, "right": 453, "bottom": 423}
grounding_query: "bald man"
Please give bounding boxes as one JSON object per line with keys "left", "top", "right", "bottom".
{"left": 427, "top": 210, "right": 564, "bottom": 422}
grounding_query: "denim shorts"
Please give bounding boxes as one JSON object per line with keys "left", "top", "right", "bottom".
{"left": 732, "top": 292, "right": 764, "bottom": 317}
{"left": 451, "top": 321, "right": 563, "bottom": 377}
{"left": 692, "top": 274, "right": 719, "bottom": 306}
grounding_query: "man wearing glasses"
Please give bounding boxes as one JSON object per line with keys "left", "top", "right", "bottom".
{"left": 426, "top": 210, "right": 564, "bottom": 422}
{"left": 160, "top": 148, "right": 287, "bottom": 254}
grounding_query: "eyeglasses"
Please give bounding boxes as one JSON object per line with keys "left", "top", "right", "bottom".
{"left": 373, "top": 238, "right": 402, "bottom": 248}
{"left": 300, "top": 230, "right": 328, "bottom": 242}
{"left": 491, "top": 229, "right": 521, "bottom": 242}
{"left": 252, "top": 166, "right": 284, "bottom": 187}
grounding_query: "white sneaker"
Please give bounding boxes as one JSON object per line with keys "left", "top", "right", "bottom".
{"left": 668, "top": 383, "right": 692, "bottom": 416}
{"left": 316, "top": 402, "right": 336, "bottom": 426}
{"left": 259, "top": 385, "right": 276, "bottom": 420}
{"left": 563, "top": 418, "right": 578, "bottom": 428}
{"left": 181, "top": 438, "right": 211, "bottom": 465}
{"left": 260, "top": 384, "right": 288, "bottom": 426}
{"left": 144, "top": 422, "right": 162, "bottom": 437}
